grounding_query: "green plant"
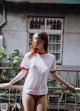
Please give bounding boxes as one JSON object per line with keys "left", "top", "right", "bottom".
{"left": 47, "top": 78, "right": 72, "bottom": 103}
{"left": 0, "top": 47, "right": 7, "bottom": 58}
{"left": 48, "top": 78, "right": 80, "bottom": 103}
{"left": 48, "top": 78, "right": 63, "bottom": 95}
{"left": 8, "top": 49, "right": 23, "bottom": 75}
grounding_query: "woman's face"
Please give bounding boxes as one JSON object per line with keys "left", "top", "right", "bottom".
{"left": 32, "top": 33, "right": 45, "bottom": 50}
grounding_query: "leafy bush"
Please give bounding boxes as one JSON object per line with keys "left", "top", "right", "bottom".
{"left": 8, "top": 49, "right": 23, "bottom": 75}
{"left": 0, "top": 47, "right": 7, "bottom": 58}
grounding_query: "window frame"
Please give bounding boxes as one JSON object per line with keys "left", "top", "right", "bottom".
{"left": 27, "top": 16, "right": 64, "bottom": 64}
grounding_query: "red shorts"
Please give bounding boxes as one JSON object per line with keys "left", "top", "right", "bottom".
{"left": 29, "top": 94, "right": 44, "bottom": 101}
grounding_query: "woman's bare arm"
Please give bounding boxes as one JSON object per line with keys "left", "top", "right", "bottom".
{"left": 9, "top": 69, "right": 27, "bottom": 84}
{"left": 51, "top": 72, "right": 77, "bottom": 92}
{"left": 0, "top": 69, "right": 28, "bottom": 89}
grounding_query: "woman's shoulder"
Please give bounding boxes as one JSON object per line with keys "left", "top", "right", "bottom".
{"left": 47, "top": 53, "right": 55, "bottom": 58}
{"left": 24, "top": 51, "right": 31, "bottom": 58}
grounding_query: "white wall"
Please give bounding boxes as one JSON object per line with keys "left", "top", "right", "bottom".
{"left": 2, "top": 12, "right": 28, "bottom": 56}
{"left": 63, "top": 15, "right": 80, "bottom": 66}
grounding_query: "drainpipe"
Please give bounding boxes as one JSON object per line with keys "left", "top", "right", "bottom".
{"left": 0, "top": 0, "right": 6, "bottom": 27}
{"left": 0, "top": 29, "right": 3, "bottom": 47}
{"left": 0, "top": 0, "right": 6, "bottom": 48}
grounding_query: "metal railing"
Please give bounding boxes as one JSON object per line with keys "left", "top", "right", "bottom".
{"left": 0, "top": 67, "right": 80, "bottom": 111}
{"left": 48, "top": 69, "right": 80, "bottom": 111}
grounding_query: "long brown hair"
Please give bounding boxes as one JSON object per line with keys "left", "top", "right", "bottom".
{"left": 29, "top": 31, "right": 48, "bottom": 58}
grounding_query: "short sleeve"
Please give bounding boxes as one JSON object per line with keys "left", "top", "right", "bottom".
{"left": 50, "top": 55, "right": 56, "bottom": 73}
{"left": 20, "top": 53, "right": 29, "bottom": 70}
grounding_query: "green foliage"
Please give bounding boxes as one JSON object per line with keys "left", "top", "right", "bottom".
{"left": 48, "top": 78, "right": 60, "bottom": 87}
{"left": 8, "top": 49, "right": 23, "bottom": 75}
{"left": 0, "top": 47, "right": 7, "bottom": 58}
{"left": 47, "top": 78, "right": 80, "bottom": 103}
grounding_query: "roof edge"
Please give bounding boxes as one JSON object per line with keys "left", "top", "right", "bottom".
{"left": 4, "top": 0, "right": 80, "bottom": 4}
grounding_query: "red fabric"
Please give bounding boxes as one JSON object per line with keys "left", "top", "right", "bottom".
{"left": 29, "top": 94, "right": 44, "bottom": 100}
{"left": 20, "top": 66, "right": 29, "bottom": 70}
{"left": 50, "top": 70, "right": 57, "bottom": 73}
{"left": 35, "top": 51, "right": 48, "bottom": 54}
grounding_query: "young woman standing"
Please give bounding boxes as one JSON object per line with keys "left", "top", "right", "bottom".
{"left": 0, "top": 31, "right": 77, "bottom": 111}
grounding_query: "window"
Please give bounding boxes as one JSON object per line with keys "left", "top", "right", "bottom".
{"left": 28, "top": 17, "right": 63, "bottom": 64}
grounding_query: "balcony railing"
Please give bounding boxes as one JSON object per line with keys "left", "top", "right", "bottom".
{"left": 0, "top": 67, "right": 80, "bottom": 111}
{"left": 48, "top": 69, "right": 80, "bottom": 111}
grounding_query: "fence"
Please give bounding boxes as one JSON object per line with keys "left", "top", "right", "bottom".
{"left": 0, "top": 67, "right": 80, "bottom": 111}
{"left": 48, "top": 69, "right": 80, "bottom": 111}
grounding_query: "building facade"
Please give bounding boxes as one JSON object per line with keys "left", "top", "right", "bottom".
{"left": 0, "top": 0, "right": 80, "bottom": 67}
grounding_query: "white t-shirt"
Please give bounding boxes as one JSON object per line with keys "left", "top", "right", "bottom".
{"left": 20, "top": 52, "right": 56, "bottom": 95}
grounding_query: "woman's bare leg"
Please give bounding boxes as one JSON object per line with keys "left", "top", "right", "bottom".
{"left": 22, "top": 93, "right": 35, "bottom": 111}
{"left": 36, "top": 95, "right": 47, "bottom": 111}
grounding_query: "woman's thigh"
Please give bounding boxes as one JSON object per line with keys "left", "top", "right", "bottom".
{"left": 36, "top": 95, "right": 48, "bottom": 111}
{"left": 22, "top": 93, "right": 35, "bottom": 111}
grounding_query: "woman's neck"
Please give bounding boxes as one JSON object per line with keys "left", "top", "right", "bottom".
{"left": 35, "top": 48, "right": 46, "bottom": 53}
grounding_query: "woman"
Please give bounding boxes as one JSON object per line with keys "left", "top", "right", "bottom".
{"left": 0, "top": 31, "right": 77, "bottom": 111}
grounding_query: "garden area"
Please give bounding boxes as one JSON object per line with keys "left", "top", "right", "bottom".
{"left": 0, "top": 47, "right": 23, "bottom": 111}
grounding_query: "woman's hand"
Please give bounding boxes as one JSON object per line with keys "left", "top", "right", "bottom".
{"left": 68, "top": 86, "right": 80, "bottom": 92}
{"left": 75, "top": 87, "right": 80, "bottom": 92}
{"left": 67, "top": 85, "right": 77, "bottom": 92}
{"left": 0, "top": 82, "right": 12, "bottom": 89}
